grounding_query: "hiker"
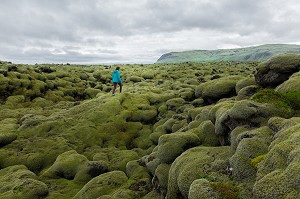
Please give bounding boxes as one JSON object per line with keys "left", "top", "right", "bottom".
{"left": 112, "top": 66, "right": 122, "bottom": 96}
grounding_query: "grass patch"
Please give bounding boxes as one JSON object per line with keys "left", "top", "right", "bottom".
{"left": 252, "top": 89, "right": 300, "bottom": 111}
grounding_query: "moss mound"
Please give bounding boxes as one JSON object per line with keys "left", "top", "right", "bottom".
{"left": 73, "top": 171, "right": 128, "bottom": 199}
{"left": 3, "top": 60, "right": 296, "bottom": 198}
{"left": 166, "top": 146, "right": 233, "bottom": 198}
{"left": 253, "top": 117, "right": 300, "bottom": 198}
{"left": 255, "top": 54, "right": 300, "bottom": 87}
{"left": 0, "top": 165, "right": 49, "bottom": 199}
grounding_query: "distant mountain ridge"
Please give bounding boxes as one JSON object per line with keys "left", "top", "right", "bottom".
{"left": 156, "top": 44, "right": 300, "bottom": 63}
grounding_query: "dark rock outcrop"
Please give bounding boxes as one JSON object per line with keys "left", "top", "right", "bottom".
{"left": 255, "top": 54, "right": 300, "bottom": 87}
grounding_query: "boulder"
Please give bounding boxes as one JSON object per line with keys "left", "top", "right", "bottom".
{"left": 0, "top": 165, "right": 48, "bottom": 199}
{"left": 192, "top": 120, "right": 219, "bottom": 146}
{"left": 235, "top": 77, "right": 257, "bottom": 93}
{"left": 253, "top": 118, "right": 300, "bottom": 198}
{"left": 229, "top": 127, "right": 273, "bottom": 181}
{"left": 276, "top": 72, "right": 300, "bottom": 92}
{"left": 42, "top": 150, "right": 108, "bottom": 182}
{"left": 0, "top": 133, "right": 17, "bottom": 147}
{"left": 236, "top": 85, "right": 261, "bottom": 100}
{"left": 195, "top": 76, "right": 243, "bottom": 103}
{"left": 156, "top": 132, "right": 201, "bottom": 164}
{"left": 213, "top": 100, "right": 290, "bottom": 145}
{"left": 255, "top": 54, "right": 300, "bottom": 87}
{"left": 73, "top": 171, "right": 128, "bottom": 199}
{"left": 166, "top": 146, "right": 232, "bottom": 199}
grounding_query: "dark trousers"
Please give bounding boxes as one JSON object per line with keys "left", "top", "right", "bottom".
{"left": 112, "top": 82, "right": 122, "bottom": 94}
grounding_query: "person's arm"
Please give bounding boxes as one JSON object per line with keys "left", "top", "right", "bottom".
{"left": 118, "top": 71, "right": 122, "bottom": 83}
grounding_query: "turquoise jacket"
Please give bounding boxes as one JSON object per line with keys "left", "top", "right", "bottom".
{"left": 112, "top": 70, "right": 122, "bottom": 83}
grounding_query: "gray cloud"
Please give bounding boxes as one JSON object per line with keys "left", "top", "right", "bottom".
{"left": 0, "top": 0, "right": 300, "bottom": 64}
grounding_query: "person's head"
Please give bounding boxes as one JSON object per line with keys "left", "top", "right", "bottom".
{"left": 116, "top": 66, "right": 120, "bottom": 70}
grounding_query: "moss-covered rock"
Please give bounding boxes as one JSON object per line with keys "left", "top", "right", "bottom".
{"left": 193, "top": 120, "right": 219, "bottom": 146}
{"left": 73, "top": 171, "right": 128, "bottom": 199}
{"left": 128, "top": 76, "right": 144, "bottom": 83}
{"left": 275, "top": 72, "right": 300, "bottom": 92}
{"left": 42, "top": 150, "right": 108, "bottom": 182}
{"left": 84, "top": 88, "right": 101, "bottom": 98}
{"left": 166, "top": 146, "right": 233, "bottom": 199}
{"left": 255, "top": 54, "right": 300, "bottom": 87}
{"left": 235, "top": 77, "right": 257, "bottom": 93}
{"left": 153, "top": 163, "right": 171, "bottom": 195}
{"left": 156, "top": 132, "right": 201, "bottom": 164}
{"left": 191, "top": 98, "right": 204, "bottom": 107}
{"left": 179, "top": 88, "right": 195, "bottom": 101}
{"left": 0, "top": 165, "right": 48, "bottom": 199}
{"left": 236, "top": 85, "right": 261, "bottom": 100}
{"left": 165, "top": 98, "right": 185, "bottom": 112}
{"left": 230, "top": 127, "right": 273, "bottom": 181}
{"left": 30, "top": 97, "right": 54, "bottom": 108}
{"left": 0, "top": 133, "right": 17, "bottom": 147}
{"left": 4, "top": 95, "right": 25, "bottom": 109}
{"left": 108, "top": 150, "right": 139, "bottom": 172}
{"left": 188, "top": 179, "right": 222, "bottom": 199}
{"left": 141, "top": 72, "right": 155, "bottom": 79}
{"left": 195, "top": 76, "right": 243, "bottom": 103}
{"left": 253, "top": 118, "right": 300, "bottom": 198}
{"left": 214, "top": 100, "right": 290, "bottom": 145}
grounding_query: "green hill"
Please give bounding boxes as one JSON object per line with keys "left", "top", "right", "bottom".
{"left": 157, "top": 44, "right": 300, "bottom": 63}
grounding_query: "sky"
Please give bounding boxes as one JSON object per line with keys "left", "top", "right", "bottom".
{"left": 1, "top": 0, "right": 300, "bottom": 64}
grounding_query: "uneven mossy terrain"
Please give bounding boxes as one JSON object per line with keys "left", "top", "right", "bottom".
{"left": 0, "top": 55, "right": 300, "bottom": 199}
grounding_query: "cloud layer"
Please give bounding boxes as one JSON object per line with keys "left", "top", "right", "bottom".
{"left": 1, "top": 0, "right": 300, "bottom": 64}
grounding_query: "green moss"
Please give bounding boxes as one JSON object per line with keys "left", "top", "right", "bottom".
{"left": 41, "top": 178, "right": 83, "bottom": 199}
{"left": 31, "top": 97, "right": 54, "bottom": 108}
{"left": 4, "top": 95, "right": 25, "bottom": 108}
{"left": 252, "top": 89, "right": 291, "bottom": 110}
{"left": 73, "top": 171, "right": 128, "bottom": 199}
{"left": 128, "top": 76, "right": 144, "bottom": 82}
{"left": 235, "top": 77, "right": 257, "bottom": 93}
{"left": 195, "top": 76, "right": 243, "bottom": 102}
{"left": 141, "top": 72, "right": 155, "bottom": 79}
{"left": 188, "top": 179, "right": 222, "bottom": 199}
{"left": 108, "top": 150, "right": 139, "bottom": 172}
{"left": 153, "top": 163, "right": 170, "bottom": 194}
{"left": 283, "top": 90, "right": 300, "bottom": 110}
{"left": 156, "top": 132, "right": 201, "bottom": 163}
{"left": 253, "top": 118, "right": 300, "bottom": 198}
{"left": 230, "top": 127, "right": 272, "bottom": 181}
{"left": 251, "top": 154, "right": 266, "bottom": 169}
{"left": 236, "top": 85, "right": 260, "bottom": 100}
{"left": 165, "top": 98, "right": 185, "bottom": 111}
{"left": 167, "top": 146, "right": 233, "bottom": 198}
{"left": 193, "top": 120, "right": 219, "bottom": 146}
{"left": 253, "top": 89, "right": 300, "bottom": 111}
{"left": 257, "top": 54, "right": 300, "bottom": 73}
{"left": 0, "top": 165, "right": 49, "bottom": 199}
{"left": 179, "top": 88, "right": 195, "bottom": 101}
{"left": 210, "top": 182, "right": 240, "bottom": 199}
{"left": 276, "top": 74, "right": 300, "bottom": 92}
{"left": 0, "top": 133, "right": 17, "bottom": 147}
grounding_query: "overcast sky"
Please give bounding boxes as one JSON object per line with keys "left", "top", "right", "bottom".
{"left": 1, "top": 0, "right": 300, "bottom": 64}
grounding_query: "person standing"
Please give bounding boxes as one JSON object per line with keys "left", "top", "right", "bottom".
{"left": 111, "top": 66, "right": 122, "bottom": 96}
